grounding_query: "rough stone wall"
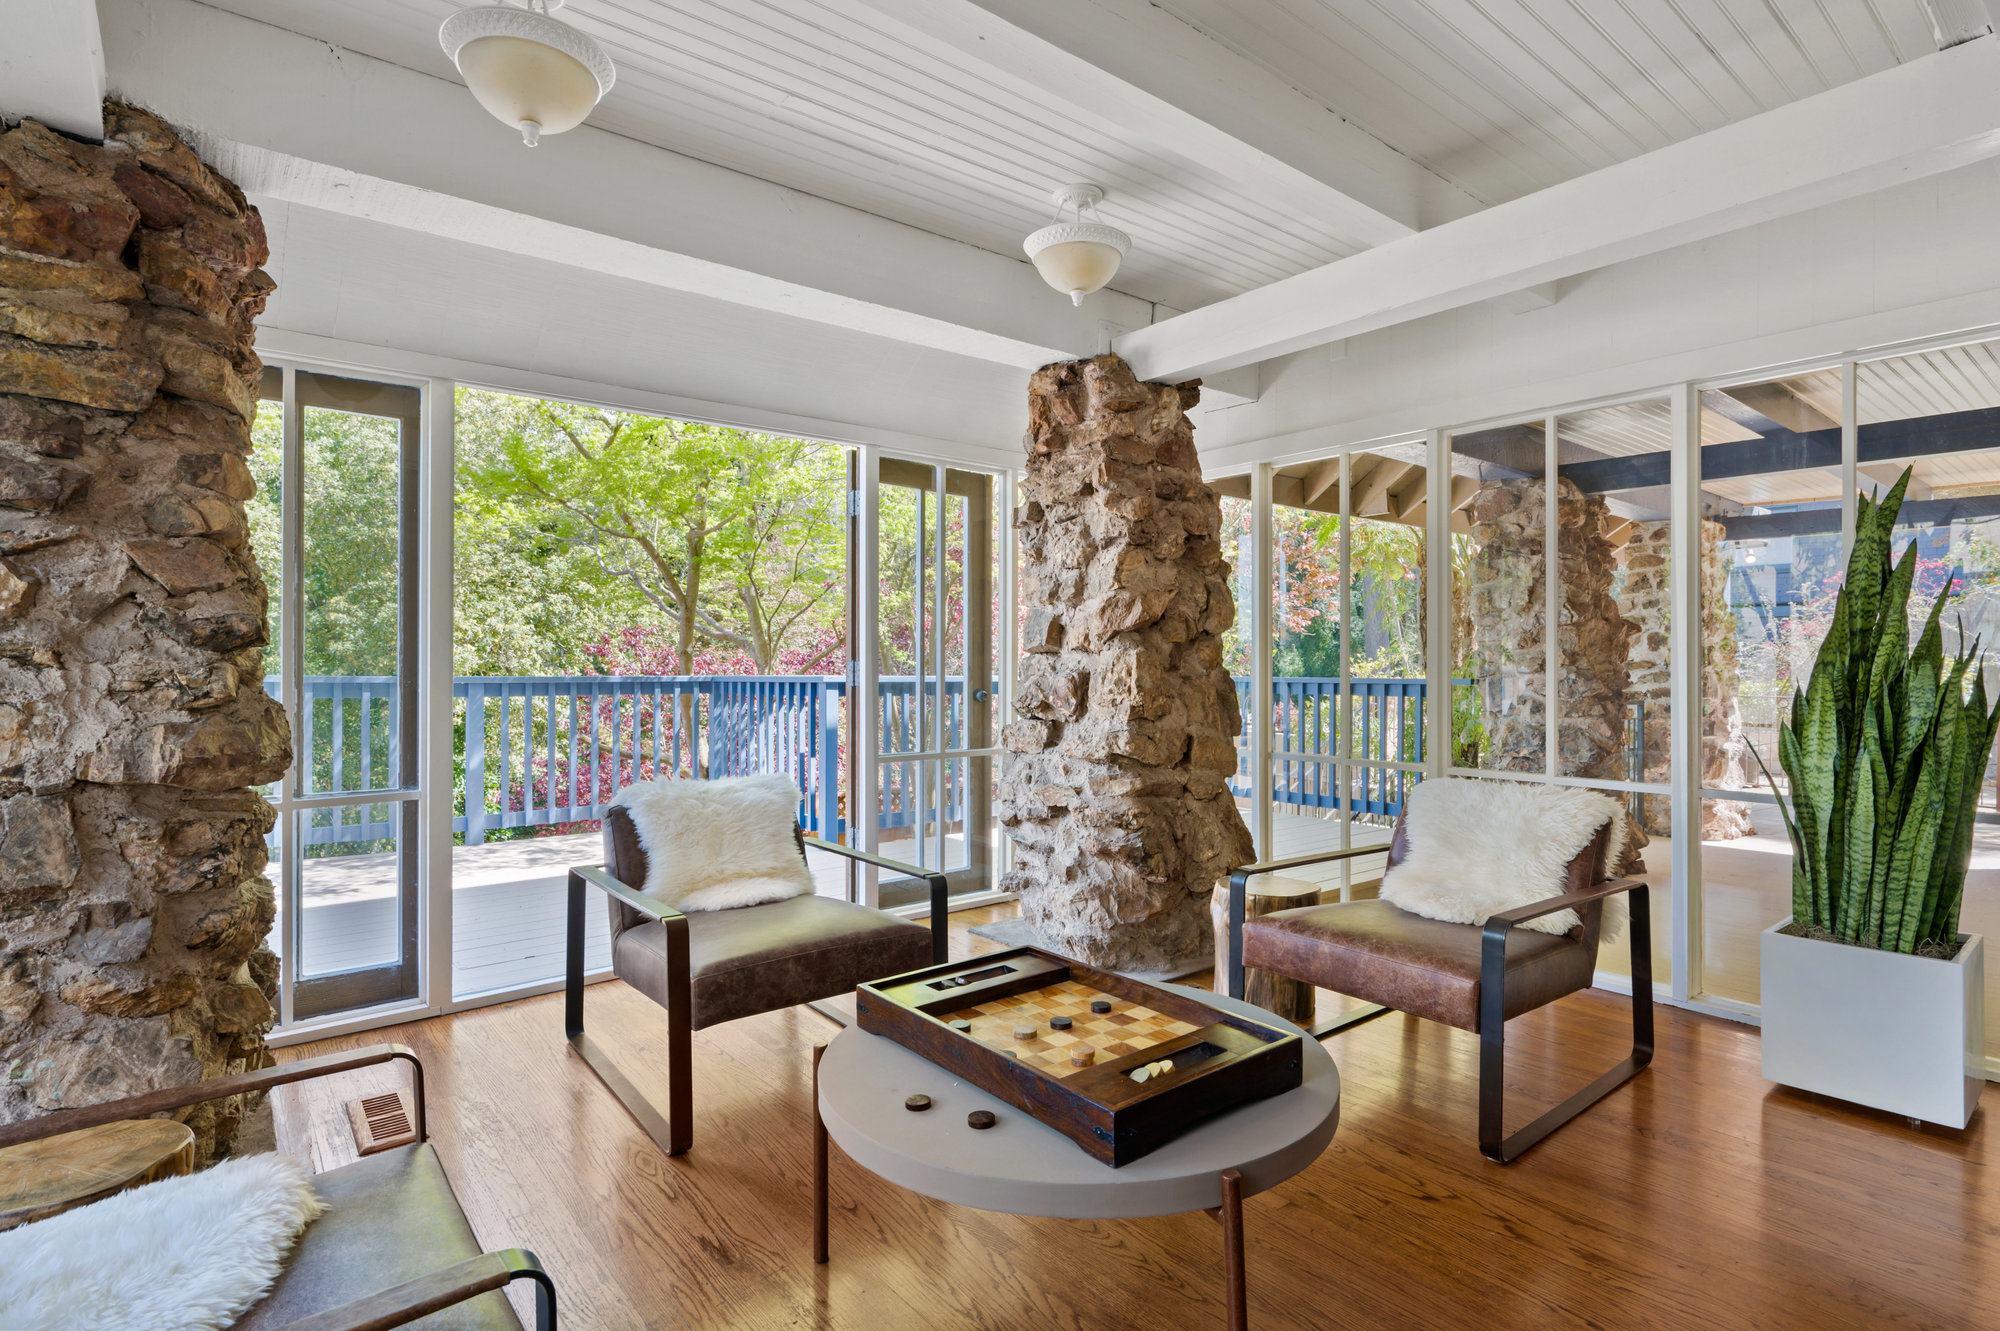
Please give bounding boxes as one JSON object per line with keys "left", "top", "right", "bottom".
{"left": 999, "top": 356, "right": 1254, "bottom": 972}
{"left": 0, "top": 107, "right": 287, "bottom": 1157}
{"left": 1466, "top": 476, "right": 1636, "bottom": 781}
{"left": 1616, "top": 519, "right": 1751, "bottom": 839}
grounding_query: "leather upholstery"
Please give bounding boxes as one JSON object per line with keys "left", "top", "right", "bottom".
{"left": 236, "top": 1143, "right": 520, "bottom": 1330}
{"left": 602, "top": 804, "right": 933, "bottom": 1029}
{"left": 1241, "top": 815, "right": 1615, "bottom": 1033}
{"left": 613, "top": 893, "right": 935, "bottom": 1029}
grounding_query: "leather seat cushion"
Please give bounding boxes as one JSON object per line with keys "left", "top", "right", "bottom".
{"left": 613, "top": 892, "right": 935, "bottom": 1029}
{"left": 1240, "top": 898, "right": 1595, "bottom": 1033}
{"left": 235, "top": 1143, "right": 519, "bottom": 1330}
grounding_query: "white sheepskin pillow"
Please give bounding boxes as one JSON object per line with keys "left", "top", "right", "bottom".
{"left": 0, "top": 1152, "right": 325, "bottom": 1331}
{"left": 611, "top": 772, "right": 815, "bottom": 911}
{"left": 1379, "top": 778, "right": 1629, "bottom": 940}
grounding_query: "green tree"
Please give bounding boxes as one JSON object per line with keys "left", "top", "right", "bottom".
{"left": 454, "top": 389, "right": 846, "bottom": 675}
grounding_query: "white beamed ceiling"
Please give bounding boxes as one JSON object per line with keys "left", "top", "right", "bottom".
{"left": 192, "top": 0, "right": 1376, "bottom": 311}
{"left": 1155, "top": 0, "right": 1942, "bottom": 206}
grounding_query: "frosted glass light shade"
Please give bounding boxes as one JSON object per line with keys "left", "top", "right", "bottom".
{"left": 1023, "top": 222, "right": 1129, "bottom": 306}
{"left": 440, "top": 4, "right": 616, "bottom": 146}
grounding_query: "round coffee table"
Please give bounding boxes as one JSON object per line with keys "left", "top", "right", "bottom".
{"left": 812, "top": 984, "right": 1340, "bottom": 1330}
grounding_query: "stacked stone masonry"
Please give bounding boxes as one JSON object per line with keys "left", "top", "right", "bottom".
{"left": 1466, "top": 476, "right": 1636, "bottom": 783}
{"left": 1615, "top": 518, "right": 1751, "bottom": 840}
{"left": 999, "top": 356, "right": 1254, "bottom": 972}
{"left": 0, "top": 107, "right": 287, "bottom": 1157}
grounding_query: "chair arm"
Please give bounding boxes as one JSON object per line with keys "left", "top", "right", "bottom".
{"left": 569, "top": 864, "right": 687, "bottom": 925}
{"left": 0, "top": 1044, "right": 425, "bottom": 1151}
{"left": 277, "top": 1249, "right": 555, "bottom": 1331}
{"left": 1223, "top": 844, "right": 1389, "bottom": 1000}
{"left": 1226, "top": 843, "right": 1389, "bottom": 889}
{"left": 1481, "top": 876, "right": 1649, "bottom": 930}
{"left": 802, "top": 837, "right": 950, "bottom": 964}
{"left": 1479, "top": 878, "right": 1652, "bottom": 1041}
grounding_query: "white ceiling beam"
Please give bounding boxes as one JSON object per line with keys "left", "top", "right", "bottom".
{"left": 98, "top": 0, "right": 1140, "bottom": 372}
{"left": 1922, "top": 0, "right": 2000, "bottom": 46}
{"left": 855, "top": 0, "right": 1483, "bottom": 245}
{"left": 0, "top": 1, "right": 105, "bottom": 141}
{"left": 1115, "top": 37, "right": 2000, "bottom": 384}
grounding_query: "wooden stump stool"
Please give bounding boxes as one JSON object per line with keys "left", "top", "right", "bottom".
{"left": 0, "top": 1118, "right": 196, "bottom": 1231}
{"left": 1212, "top": 875, "right": 1325, "bottom": 1024}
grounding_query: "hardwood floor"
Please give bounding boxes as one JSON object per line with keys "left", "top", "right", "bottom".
{"left": 273, "top": 906, "right": 1999, "bottom": 1330}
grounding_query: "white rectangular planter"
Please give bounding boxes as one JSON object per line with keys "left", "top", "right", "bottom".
{"left": 1760, "top": 919, "right": 1984, "bottom": 1129}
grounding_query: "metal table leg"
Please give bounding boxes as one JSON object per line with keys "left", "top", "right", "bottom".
{"left": 813, "top": 1043, "right": 829, "bottom": 1265}
{"left": 1210, "top": 1167, "right": 1247, "bottom": 1331}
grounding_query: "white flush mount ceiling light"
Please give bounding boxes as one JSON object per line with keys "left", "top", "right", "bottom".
{"left": 439, "top": 0, "right": 616, "bottom": 147}
{"left": 1023, "top": 184, "right": 1130, "bottom": 306}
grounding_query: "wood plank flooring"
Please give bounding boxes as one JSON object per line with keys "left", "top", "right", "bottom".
{"left": 274, "top": 905, "right": 1999, "bottom": 1331}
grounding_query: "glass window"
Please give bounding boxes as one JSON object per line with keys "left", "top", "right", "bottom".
{"left": 1452, "top": 422, "right": 1548, "bottom": 773}
{"left": 1697, "top": 372, "right": 1846, "bottom": 1004}
{"left": 1856, "top": 344, "right": 2000, "bottom": 1055}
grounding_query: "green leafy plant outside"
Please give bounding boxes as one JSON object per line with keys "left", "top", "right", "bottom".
{"left": 1760, "top": 468, "right": 2000, "bottom": 954}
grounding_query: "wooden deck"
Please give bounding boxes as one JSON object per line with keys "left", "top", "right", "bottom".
{"left": 286, "top": 815, "right": 1388, "bottom": 1003}
{"left": 287, "top": 833, "right": 852, "bottom": 1000}
{"left": 273, "top": 900, "right": 2000, "bottom": 1331}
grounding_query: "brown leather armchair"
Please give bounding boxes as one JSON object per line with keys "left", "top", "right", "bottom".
{"left": 0, "top": 1045, "right": 552, "bottom": 1330}
{"left": 565, "top": 808, "right": 945, "bottom": 1157}
{"left": 1223, "top": 813, "right": 1652, "bottom": 1163}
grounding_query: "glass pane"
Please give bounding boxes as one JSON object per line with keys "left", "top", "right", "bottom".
{"left": 1452, "top": 422, "right": 1548, "bottom": 772}
{"left": 296, "top": 802, "right": 406, "bottom": 978}
{"left": 1859, "top": 343, "right": 2000, "bottom": 1055}
{"left": 1592, "top": 794, "right": 1674, "bottom": 988}
{"left": 299, "top": 385, "right": 410, "bottom": 795}
{"left": 1218, "top": 492, "right": 1254, "bottom": 813}
{"left": 250, "top": 378, "right": 283, "bottom": 971}
{"left": 1349, "top": 453, "right": 1427, "bottom": 765}
{"left": 1699, "top": 375, "right": 1845, "bottom": 798}
{"left": 1556, "top": 402, "right": 1670, "bottom": 785}
{"left": 1701, "top": 796, "right": 1795, "bottom": 1004}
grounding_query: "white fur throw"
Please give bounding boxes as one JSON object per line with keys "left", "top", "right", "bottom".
{"left": 0, "top": 1152, "right": 325, "bottom": 1331}
{"left": 1379, "top": 778, "right": 1628, "bottom": 941}
{"left": 611, "top": 773, "right": 815, "bottom": 911}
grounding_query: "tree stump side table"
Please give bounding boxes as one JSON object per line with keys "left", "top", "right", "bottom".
{"left": 0, "top": 1118, "right": 196, "bottom": 1231}
{"left": 1211, "top": 876, "right": 1325, "bottom": 1024}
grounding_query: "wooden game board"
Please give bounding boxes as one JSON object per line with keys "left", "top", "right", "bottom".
{"left": 944, "top": 982, "right": 1201, "bottom": 1079}
{"left": 857, "top": 946, "right": 1304, "bottom": 1166}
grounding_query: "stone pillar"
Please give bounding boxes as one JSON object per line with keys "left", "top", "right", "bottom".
{"left": 1615, "top": 518, "right": 1751, "bottom": 839}
{"left": 999, "top": 355, "right": 1253, "bottom": 973}
{"left": 1467, "top": 476, "right": 1637, "bottom": 781}
{"left": 0, "top": 107, "right": 287, "bottom": 1157}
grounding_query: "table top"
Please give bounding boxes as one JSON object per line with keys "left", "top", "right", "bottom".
{"left": 0, "top": 1118, "right": 196, "bottom": 1229}
{"left": 818, "top": 983, "right": 1340, "bottom": 1219}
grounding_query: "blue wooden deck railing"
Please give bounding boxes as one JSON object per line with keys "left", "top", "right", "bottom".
{"left": 1231, "top": 677, "right": 1436, "bottom": 815}
{"left": 272, "top": 672, "right": 1460, "bottom": 850}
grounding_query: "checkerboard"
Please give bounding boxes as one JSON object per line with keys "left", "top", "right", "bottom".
{"left": 943, "top": 980, "right": 1201, "bottom": 1078}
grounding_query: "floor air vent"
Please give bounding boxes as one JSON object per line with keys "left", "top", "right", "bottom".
{"left": 346, "top": 1089, "right": 417, "bottom": 1155}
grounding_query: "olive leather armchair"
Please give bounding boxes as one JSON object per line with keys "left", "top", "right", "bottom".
{"left": 565, "top": 807, "right": 945, "bottom": 1157}
{"left": 0, "top": 1045, "right": 553, "bottom": 1330}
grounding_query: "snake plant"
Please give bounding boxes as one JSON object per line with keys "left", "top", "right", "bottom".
{"left": 1758, "top": 468, "right": 2000, "bottom": 954}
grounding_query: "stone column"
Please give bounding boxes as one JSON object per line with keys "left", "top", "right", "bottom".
{"left": 999, "top": 355, "right": 1253, "bottom": 973}
{"left": 0, "top": 107, "right": 288, "bottom": 1157}
{"left": 1466, "top": 476, "right": 1637, "bottom": 781}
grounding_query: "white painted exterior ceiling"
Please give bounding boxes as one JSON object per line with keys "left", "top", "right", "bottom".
{"left": 191, "top": 0, "right": 1951, "bottom": 312}
{"left": 1157, "top": 0, "right": 1942, "bottom": 205}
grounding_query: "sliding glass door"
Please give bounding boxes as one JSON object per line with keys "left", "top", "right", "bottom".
{"left": 859, "top": 453, "right": 1003, "bottom": 907}
{"left": 253, "top": 368, "right": 427, "bottom": 1023}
